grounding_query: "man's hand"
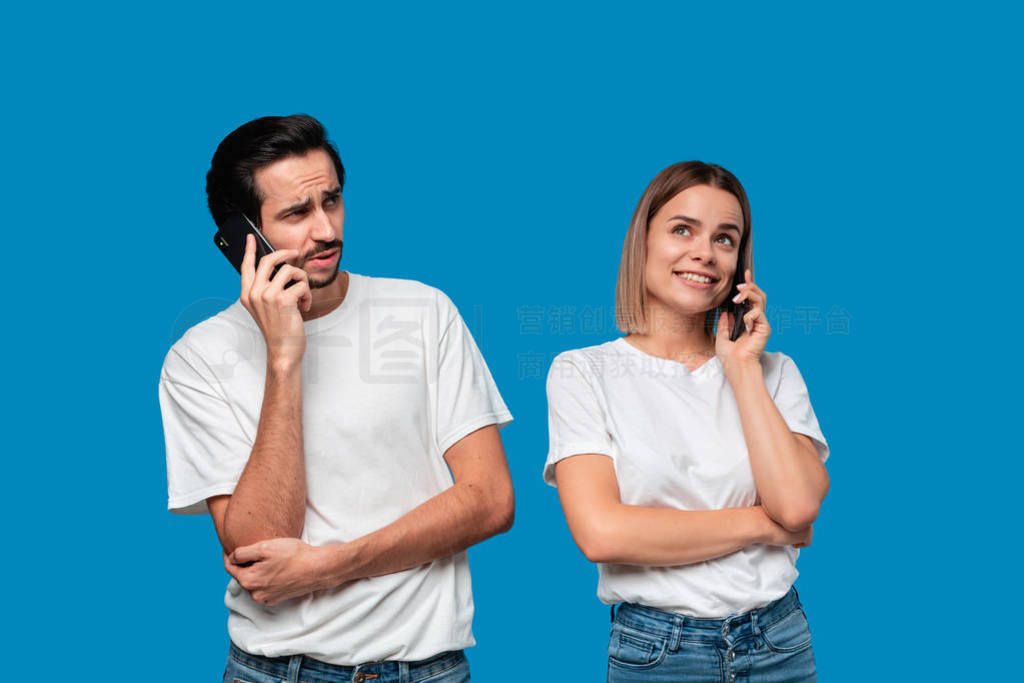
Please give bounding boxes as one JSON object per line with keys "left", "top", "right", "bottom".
{"left": 224, "top": 538, "right": 333, "bottom": 606}
{"left": 240, "top": 233, "right": 312, "bottom": 369}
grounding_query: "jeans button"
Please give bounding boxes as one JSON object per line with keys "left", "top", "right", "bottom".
{"left": 355, "top": 674, "right": 365, "bottom": 683}
{"left": 730, "top": 651, "right": 736, "bottom": 661}
{"left": 723, "top": 624, "right": 730, "bottom": 635}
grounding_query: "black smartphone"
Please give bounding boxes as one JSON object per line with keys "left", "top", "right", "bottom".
{"left": 213, "top": 212, "right": 297, "bottom": 288}
{"left": 722, "top": 270, "right": 750, "bottom": 342}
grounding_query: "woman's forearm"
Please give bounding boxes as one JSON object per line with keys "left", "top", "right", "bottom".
{"left": 570, "top": 503, "right": 774, "bottom": 566}
{"left": 727, "top": 360, "right": 829, "bottom": 530}
{"left": 555, "top": 454, "right": 809, "bottom": 567}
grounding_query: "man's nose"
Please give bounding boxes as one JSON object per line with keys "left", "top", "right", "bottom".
{"left": 311, "top": 208, "right": 337, "bottom": 241}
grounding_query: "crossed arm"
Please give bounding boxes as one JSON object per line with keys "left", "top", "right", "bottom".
{"left": 209, "top": 419, "right": 513, "bottom": 605}
{"left": 209, "top": 363, "right": 307, "bottom": 555}
{"left": 727, "top": 361, "right": 829, "bottom": 531}
{"left": 555, "top": 361, "right": 828, "bottom": 567}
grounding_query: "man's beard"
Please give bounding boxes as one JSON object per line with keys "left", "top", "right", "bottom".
{"left": 309, "top": 268, "right": 340, "bottom": 289}
{"left": 305, "top": 241, "right": 343, "bottom": 289}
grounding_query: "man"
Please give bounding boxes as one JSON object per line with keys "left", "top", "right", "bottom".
{"left": 158, "top": 114, "right": 514, "bottom": 681}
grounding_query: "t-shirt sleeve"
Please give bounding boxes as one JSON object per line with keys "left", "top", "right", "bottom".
{"left": 158, "top": 343, "right": 253, "bottom": 514}
{"left": 434, "top": 295, "right": 513, "bottom": 456}
{"left": 543, "top": 353, "right": 613, "bottom": 486}
{"left": 772, "top": 354, "right": 830, "bottom": 463}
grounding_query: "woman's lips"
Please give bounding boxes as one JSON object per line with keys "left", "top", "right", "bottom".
{"left": 674, "top": 272, "right": 715, "bottom": 290}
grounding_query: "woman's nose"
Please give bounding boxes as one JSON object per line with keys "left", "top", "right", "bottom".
{"left": 690, "top": 237, "right": 715, "bottom": 262}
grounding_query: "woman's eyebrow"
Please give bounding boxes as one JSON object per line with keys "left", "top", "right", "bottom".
{"left": 668, "top": 215, "right": 741, "bottom": 234}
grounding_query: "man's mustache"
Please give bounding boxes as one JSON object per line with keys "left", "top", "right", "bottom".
{"left": 305, "top": 240, "right": 344, "bottom": 262}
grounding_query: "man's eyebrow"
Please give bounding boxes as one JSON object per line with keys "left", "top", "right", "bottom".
{"left": 274, "top": 187, "right": 342, "bottom": 220}
{"left": 276, "top": 197, "right": 312, "bottom": 220}
{"left": 668, "top": 215, "right": 742, "bottom": 234}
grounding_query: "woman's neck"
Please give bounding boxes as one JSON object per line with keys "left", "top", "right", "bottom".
{"left": 626, "top": 301, "right": 715, "bottom": 362}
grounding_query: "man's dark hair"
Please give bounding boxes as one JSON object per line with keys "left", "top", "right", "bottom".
{"left": 206, "top": 114, "right": 346, "bottom": 228}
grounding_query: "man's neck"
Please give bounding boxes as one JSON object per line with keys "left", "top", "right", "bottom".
{"left": 302, "top": 271, "right": 350, "bottom": 322}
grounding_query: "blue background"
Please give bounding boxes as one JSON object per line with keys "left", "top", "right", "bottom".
{"left": 5, "top": 2, "right": 1020, "bottom": 680}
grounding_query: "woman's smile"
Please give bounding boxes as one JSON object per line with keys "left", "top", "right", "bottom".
{"left": 673, "top": 270, "right": 719, "bottom": 290}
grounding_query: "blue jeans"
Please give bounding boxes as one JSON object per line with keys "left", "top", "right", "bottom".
{"left": 223, "top": 641, "right": 470, "bottom": 683}
{"left": 607, "top": 587, "right": 817, "bottom": 682}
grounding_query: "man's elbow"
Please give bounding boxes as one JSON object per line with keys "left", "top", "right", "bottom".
{"left": 479, "top": 481, "right": 515, "bottom": 537}
{"left": 493, "top": 487, "right": 516, "bottom": 535}
{"left": 490, "top": 502, "right": 515, "bottom": 536}
{"left": 220, "top": 530, "right": 270, "bottom": 557}
{"left": 222, "top": 512, "right": 302, "bottom": 555}
{"left": 219, "top": 526, "right": 256, "bottom": 557}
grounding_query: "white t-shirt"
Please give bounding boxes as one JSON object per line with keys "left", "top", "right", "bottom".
{"left": 158, "top": 272, "right": 513, "bottom": 665}
{"left": 544, "top": 337, "right": 828, "bottom": 617}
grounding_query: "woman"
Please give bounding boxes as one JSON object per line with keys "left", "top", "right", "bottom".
{"left": 544, "top": 162, "right": 830, "bottom": 681}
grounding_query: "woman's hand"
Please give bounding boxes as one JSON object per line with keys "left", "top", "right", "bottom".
{"left": 715, "top": 268, "right": 771, "bottom": 374}
{"left": 753, "top": 506, "right": 813, "bottom": 548}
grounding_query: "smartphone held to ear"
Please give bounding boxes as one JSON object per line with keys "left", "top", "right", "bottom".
{"left": 725, "top": 298, "right": 749, "bottom": 341}
{"left": 723, "top": 272, "right": 750, "bottom": 342}
{"left": 213, "top": 213, "right": 298, "bottom": 289}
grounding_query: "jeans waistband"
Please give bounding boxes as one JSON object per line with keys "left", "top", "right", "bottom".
{"left": 614, "top": 586, "right": 802, "bottom": 638}
{"left": 228, "top": 641, "right": 465, "bottom": 681}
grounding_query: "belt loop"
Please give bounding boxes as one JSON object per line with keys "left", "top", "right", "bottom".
{"left": 751, "top": 610, "right": 761, "bottom": 638}
{"left": 287, "top": 654, "right": 303, "bottom": 683}
{"left": 668, "top": 615, "right": 683, "bottom": 653}
{"left": 399, "top": 660, "right": 410, "bottom": 683}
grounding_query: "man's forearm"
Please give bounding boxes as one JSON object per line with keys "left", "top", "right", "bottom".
{"left": 728, "top": 361, "right": 829, "bottom": 531}
{"left": 315, "top": 478, "right": 513, "bottom": 586}
{"left": 222, "top": 362, "right": 306, "bottom": 552}
{"left": 224, "top": 427, "right": 514, "bottom": 606}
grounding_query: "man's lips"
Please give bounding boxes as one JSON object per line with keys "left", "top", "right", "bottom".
{"left": 307, "top": 248, "right": 339, "bottom": 263}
